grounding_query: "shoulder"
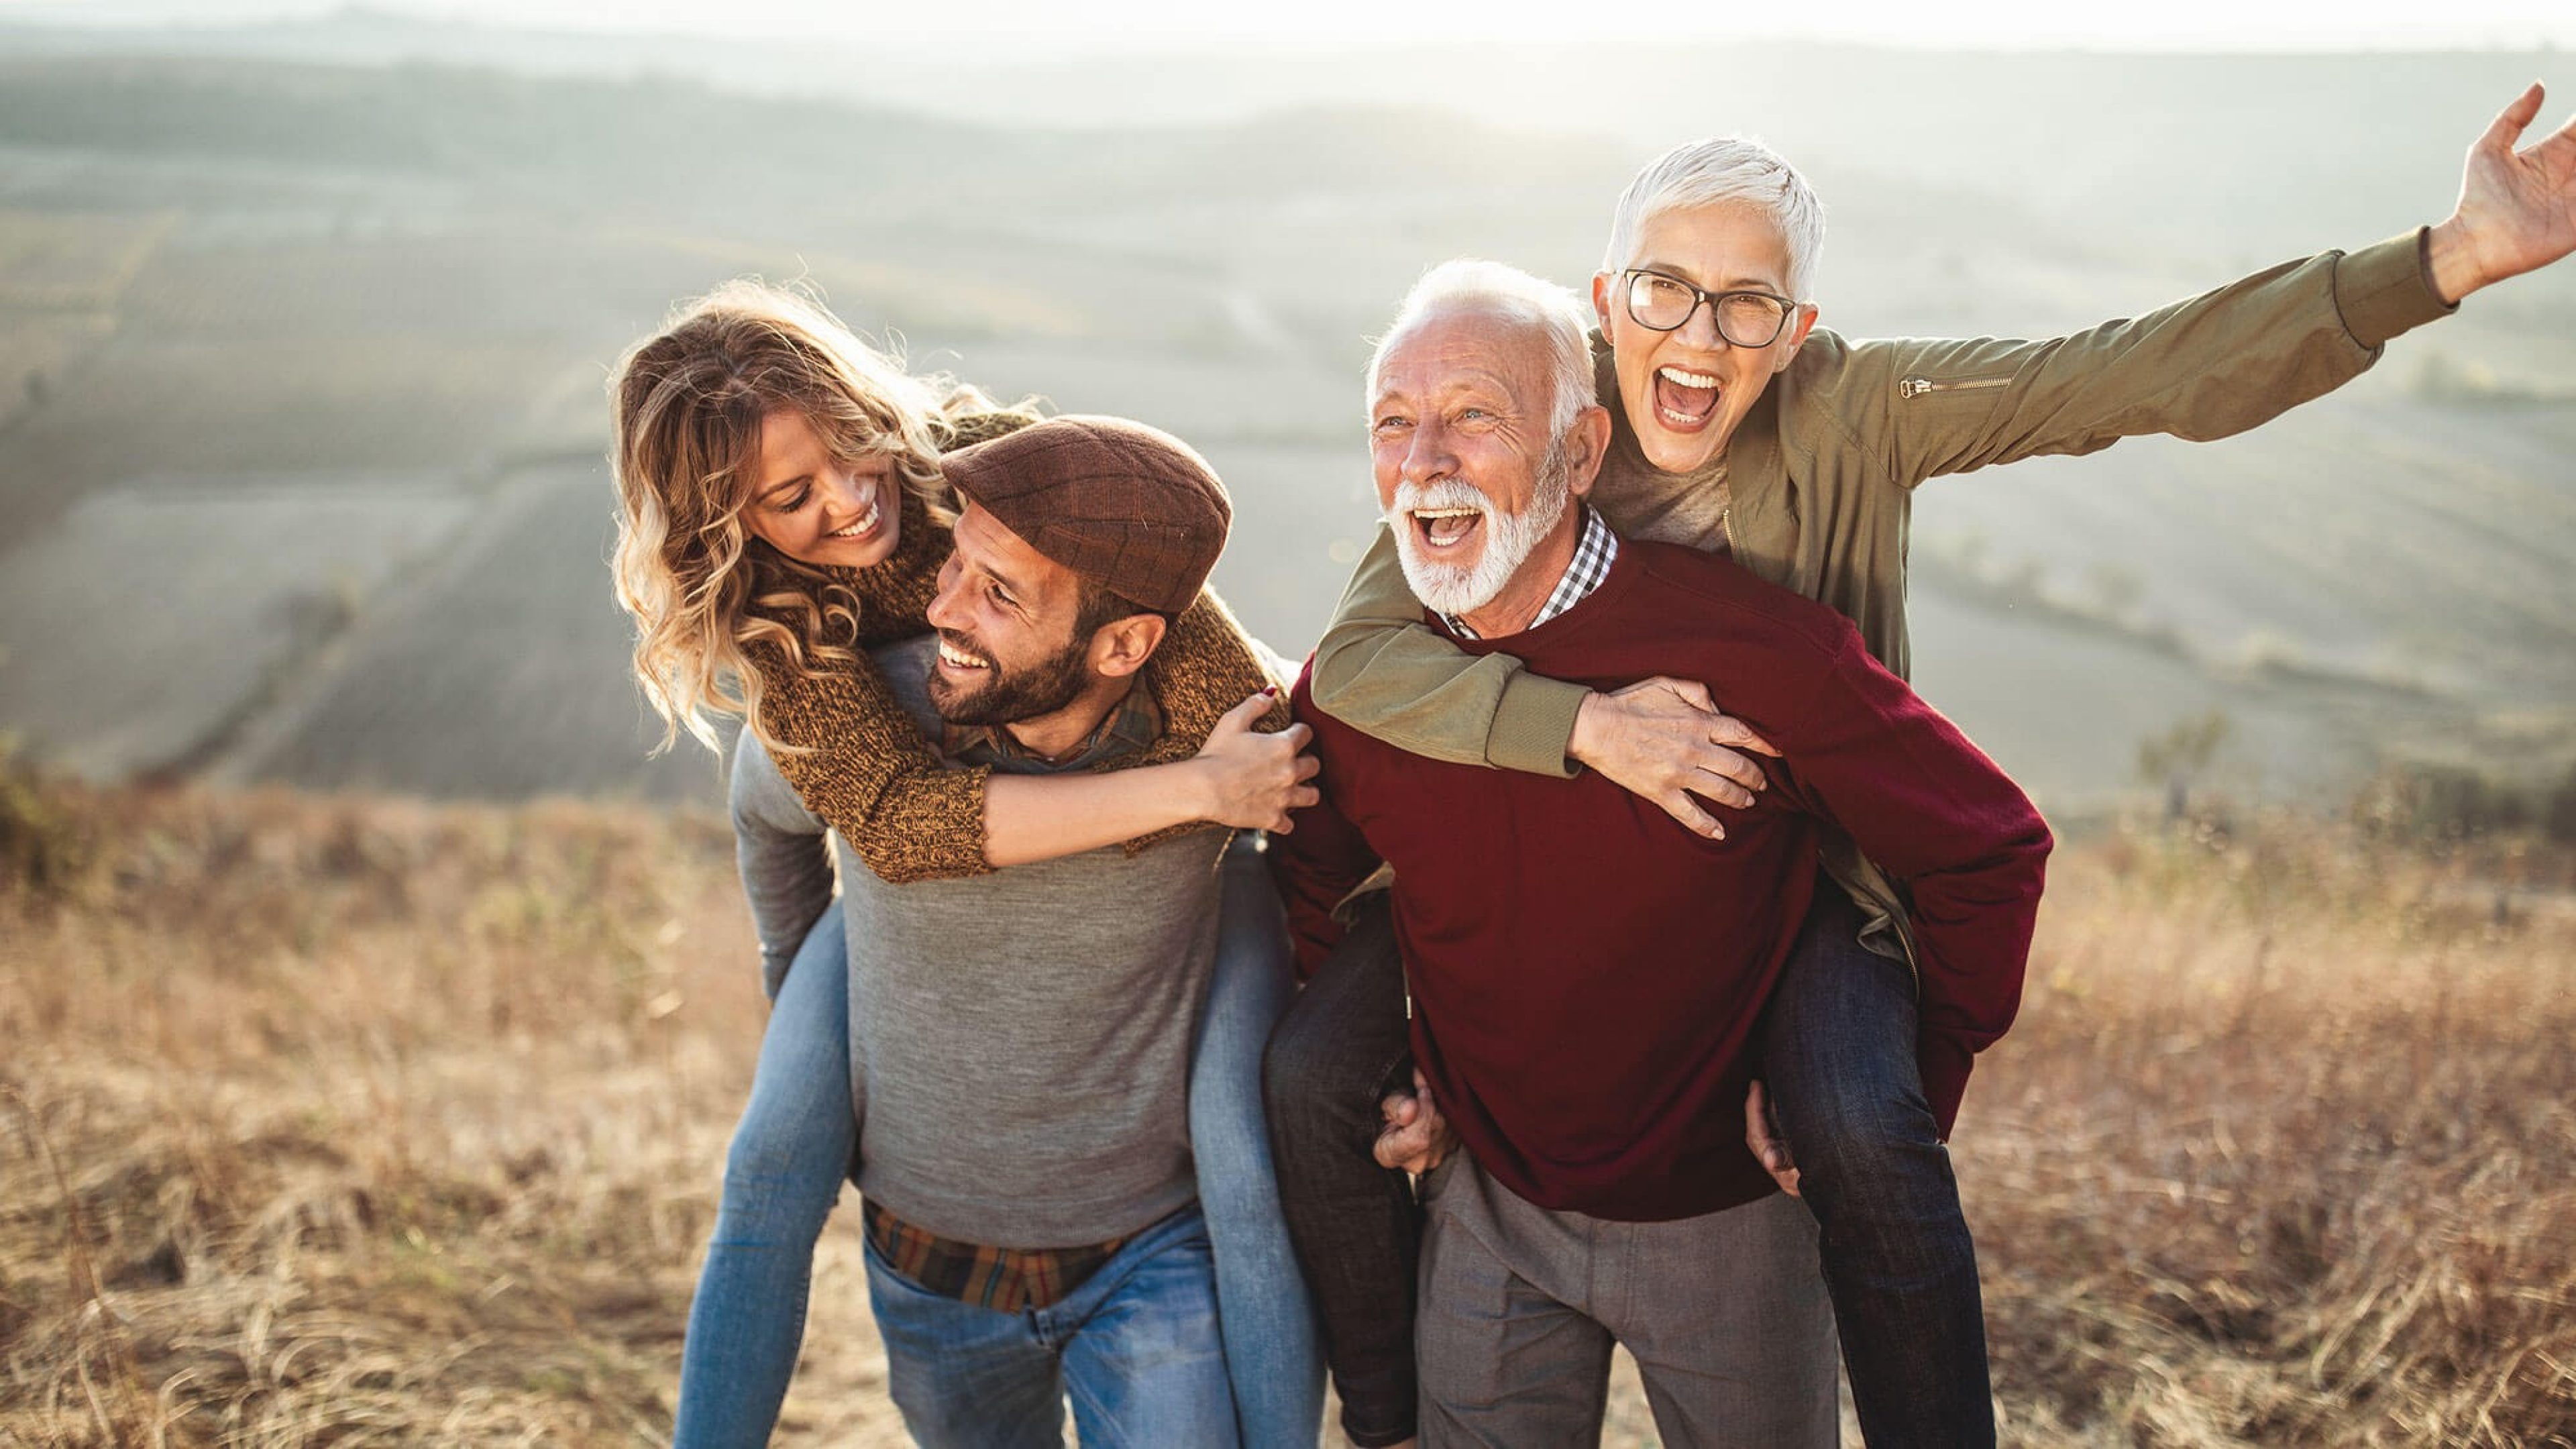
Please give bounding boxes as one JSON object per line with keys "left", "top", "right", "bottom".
{"left": 1620, "top": 537, "right": 1866, "bottom": 669}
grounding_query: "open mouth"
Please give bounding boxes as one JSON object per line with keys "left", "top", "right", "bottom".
{"left": 1409, "top": 505, "right": 1485, "bottom": 553}
{"left": 934, "top": 634, "right": 991, "bottom": 676}
{"left": 1652, "top": 363, "right": 1722, "bottom": 432}
{"left": 826, "top": 492, "right": 884, "bottom": 543}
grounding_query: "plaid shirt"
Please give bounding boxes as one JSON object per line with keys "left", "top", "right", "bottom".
{"left": 862, "top": 1199, "right": 1132, "bottom": 1312}
{"left": 1440, "top": 504, "right": 1619, "bottom": 640}
{"left": 869, "top": 680, "right": 1167, "bottom": 1311}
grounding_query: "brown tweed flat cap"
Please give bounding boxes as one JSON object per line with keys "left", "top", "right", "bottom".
{"left": 939, "top": 415, "right": 1232, "bottom": 615}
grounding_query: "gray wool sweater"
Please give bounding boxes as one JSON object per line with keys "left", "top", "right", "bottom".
{"left": 728, "top": 636, "right": 1232, "bottom": 1250}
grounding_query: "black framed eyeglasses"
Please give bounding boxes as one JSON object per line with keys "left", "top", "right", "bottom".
{"left": 1619, "top": 268, "right": 1799, "bottom": 347}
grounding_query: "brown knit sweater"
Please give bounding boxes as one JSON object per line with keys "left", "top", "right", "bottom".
{"left": 744, "top": 415, "right": 1286, "bottom": 885}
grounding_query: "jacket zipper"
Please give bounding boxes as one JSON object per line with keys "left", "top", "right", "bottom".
{"left": 1899, "top": 374, "right": 2012, "bottom": 400}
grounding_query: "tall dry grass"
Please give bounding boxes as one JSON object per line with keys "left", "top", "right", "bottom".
{"left": 1, "top": 772, "right": 2571, "bottom": 1446}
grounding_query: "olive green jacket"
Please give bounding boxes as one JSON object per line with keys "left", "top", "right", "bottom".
{"left": 1312, "top": 229, "right": 2454, "bottom": 961}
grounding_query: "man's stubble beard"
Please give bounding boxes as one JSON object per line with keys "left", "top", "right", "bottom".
{"left": 925, "top": 627, "right": 1095, "bottom": 728}
{"left": 1388, "top": 434, "right": 1574, "bottom": 620}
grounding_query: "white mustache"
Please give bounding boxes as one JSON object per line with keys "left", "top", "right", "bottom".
{"left": 1387, "top": 476, "right": 1496, "bottom": 525}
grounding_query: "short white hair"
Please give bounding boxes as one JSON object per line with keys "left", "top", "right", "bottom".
{"left": 1365, "top": 258, "right": 1596, "bottom": 438}
{"left": 1601, "top": 136, "right": 1825, "bottom": 301}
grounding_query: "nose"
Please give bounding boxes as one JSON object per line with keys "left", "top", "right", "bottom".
{"left": 926, "top": 555, "right": 969, "bottom": 633}
{"left": 1401, "top": 417, "right": 1458, "bottom": 486}
{"left": 1675, "top": 296, "right": 1729, "bottom": 352}
{"left": 816, "top": 465, "right": 867, "bottom": 527}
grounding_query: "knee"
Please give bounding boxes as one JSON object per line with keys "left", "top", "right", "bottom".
{"left": 717, "top": 1103, "right": 849, "bottom": 1232}
{"left": 1261, "top": 1007, "right": 1374, "bottom": 1148}
{"left": 1779, "top": 1077, "right": 1949, "bottom": 1216}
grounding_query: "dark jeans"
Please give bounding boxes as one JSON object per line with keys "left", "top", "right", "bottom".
{"left": 1263, "top": 883, "right": 1996, "bottom": 1449}
{"left": 1260, "top": 894, "right": 1420, "bottom": 1449}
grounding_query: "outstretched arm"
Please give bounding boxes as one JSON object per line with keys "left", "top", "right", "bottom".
{"left": 1309, "top": 523, "right": 1776, "bottom": 837}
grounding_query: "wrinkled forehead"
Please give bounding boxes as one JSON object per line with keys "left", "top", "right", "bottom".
{"left": 1373, "top": 303, "right": 1554, "bottom": 406}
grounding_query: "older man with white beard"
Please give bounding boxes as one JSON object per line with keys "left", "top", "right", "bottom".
{"left": 1266, "top": 261, "right": 2053, "bottom": 1447}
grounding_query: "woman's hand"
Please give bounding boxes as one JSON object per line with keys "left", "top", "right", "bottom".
{"left": 1568, "top": 676, "right": 1778, "bottom": 840}
{"left": 2428, "top": 83, "right": 2576, "bottom": 304}
{"left": 1193, "top": 690, "right": 1322, "bottom": 833}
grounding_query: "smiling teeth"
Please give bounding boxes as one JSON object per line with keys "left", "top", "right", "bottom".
{"left": 828, "top": 499, "right": 881, "bottom": 539}
{"left": 937, "top": 640, "right": 985, "bottom": 669}
{"left": 1658, "top": 365, "right": 1721, "bottom": 388}
{"left": 1411, "top": 507, "right": 1481, "bottom": 520}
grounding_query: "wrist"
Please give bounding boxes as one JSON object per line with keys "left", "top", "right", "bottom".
{"left": 2425, "top": 216, "right": 2486, "bottom": 305}
{"left": 1565, "top": 691, "right": 1603, "bottom": 767}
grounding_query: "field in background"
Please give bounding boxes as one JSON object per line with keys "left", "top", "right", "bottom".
{"left": 3, "top": 770, "right": 2571, "bottom": 1446}
{"left": 0, "top": 38, "right": 2571, "bottom": 813}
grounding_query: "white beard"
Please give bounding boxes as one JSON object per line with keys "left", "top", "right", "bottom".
{"left": 1385, "top": 442, "right": 1572, "bottom": 621}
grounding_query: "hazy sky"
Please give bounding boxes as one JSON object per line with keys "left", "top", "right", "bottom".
{"left": 10, "top": 0, "right": 2576, "bottom": 52}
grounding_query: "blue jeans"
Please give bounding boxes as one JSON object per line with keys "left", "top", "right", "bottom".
{"left": 672, "top": 836, "right": 1322, "bottom": 1449}
{"left": 865, "top": 1204, "right": 1240, "bottom": 1449}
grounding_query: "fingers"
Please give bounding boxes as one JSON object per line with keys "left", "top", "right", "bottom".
{"left": 1275, "top": 720, "right": 1313, "bottom": 751}
{"left": 1292, "top": 754, "right": 1322, "bottom": 784}
{"left": 1690, "top": 770, "right": 1757, "bottom": 812}
{"left": 1217, "top": 690, "right": 1273, "bottom": 733}
{"left": 1698, "top": 742, "right": 1769, "bottom": 798}
{"left": 1657, "top": 790, "right": 1725, "bottom": 841}
{"left": 1709, "top": 714, "right": 1782, "bottom": 758}
{"left": 1658, "top": 676, "right": 1717, "bottom": 713}
{"left": 1744, "top": 1081, "right": 1802, "bottom": 1195}
{"left": 2485, "top": 80, "right": 2546, "bottom": 151}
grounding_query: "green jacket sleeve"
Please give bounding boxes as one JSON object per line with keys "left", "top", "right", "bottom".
{"left": 1308, "top": 522, "right": 1592, "bottom": 778}
{"left": 1853, "top": 230, "right": 2455, "bottom": 487}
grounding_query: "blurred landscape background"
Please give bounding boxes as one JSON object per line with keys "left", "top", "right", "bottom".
{"left": 0, "top": 9, "right": 2572, "bottom": 812}
{"left": 3, "top": 7, "right": 2574, "bottom": 1447}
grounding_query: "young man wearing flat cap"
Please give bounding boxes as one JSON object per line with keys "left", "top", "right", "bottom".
{"left": 726, "top": 414, "right": 1310, "bottom": 1447}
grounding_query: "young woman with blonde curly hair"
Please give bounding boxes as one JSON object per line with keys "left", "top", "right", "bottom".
{"left": 609, "top": 280, "right": 1324, "bottom": 1447}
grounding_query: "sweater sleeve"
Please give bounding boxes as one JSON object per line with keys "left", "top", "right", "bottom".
{"left": 1771, "top": 627, "right": 2055, "bottom": 1136}
{"left": 1853, "top": 231, "right": 2454, "bottom": 488}
{"left": 1266, "top": 672, "right": 1387, "bottom": 979}
{"left": 1308, "top": 522, "right": 1593, "bottom": 779}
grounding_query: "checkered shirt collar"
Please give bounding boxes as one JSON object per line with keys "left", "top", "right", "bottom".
{"left": 1442, "top": 504, "right": 1619, "bottom": 641}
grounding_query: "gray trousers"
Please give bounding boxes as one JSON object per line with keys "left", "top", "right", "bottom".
{"left": 1416, "top": 1153, "right": 1839, "bottom": 1448}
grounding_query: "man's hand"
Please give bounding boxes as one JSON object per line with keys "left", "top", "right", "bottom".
{"left": 1375, "top": 1067, "right": 1458, "bottom": 1176}
{"left": 2428, "top": 82, "right": 2576, "bottom": 303}
{"left": 1567, "top": 677, "right": 1778, "bottom": 840}
{"left": 1744, "top": 1080, "right": 1801, "bottom": 1197}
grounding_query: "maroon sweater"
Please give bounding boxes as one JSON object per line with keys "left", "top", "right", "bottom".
{"left": 1274, "top": 538, "right": 2051, "bottom": 1223}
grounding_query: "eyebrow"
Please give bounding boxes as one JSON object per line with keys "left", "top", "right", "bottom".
{"left": 1635, "top": 258, "right": 1784, "bottom": 292}
{"left": 758, "top": 472, "right": 814, "bottom": 502}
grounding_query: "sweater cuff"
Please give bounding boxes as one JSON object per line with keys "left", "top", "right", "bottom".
{"left": 1918, "top": 1032, "right": 1977, "bottom": 1142}
{"left": 1487, "top": 673, "right": 1589, "bottom": 778}
{"left": 2333, "top": 227, "right": 2456, "bottom": 350}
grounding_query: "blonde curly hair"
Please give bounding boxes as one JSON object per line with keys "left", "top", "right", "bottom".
{"left": 608, "top": 281, "right": 1004, "bottom": 755}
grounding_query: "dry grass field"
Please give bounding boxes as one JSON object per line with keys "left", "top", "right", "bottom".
{"left": 3, "top": 763, "right": 2572, "bottom": 1448}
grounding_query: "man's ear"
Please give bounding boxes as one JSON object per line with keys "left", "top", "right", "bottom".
{"left": 1589, "top": 271, "right": 1617, "bottom": 333}
{"left": 1562, "top": 405, "right": 1613, "bottom": 500}
{"left": 1088, "top": 612, "right": 1169, "bottom": 680}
